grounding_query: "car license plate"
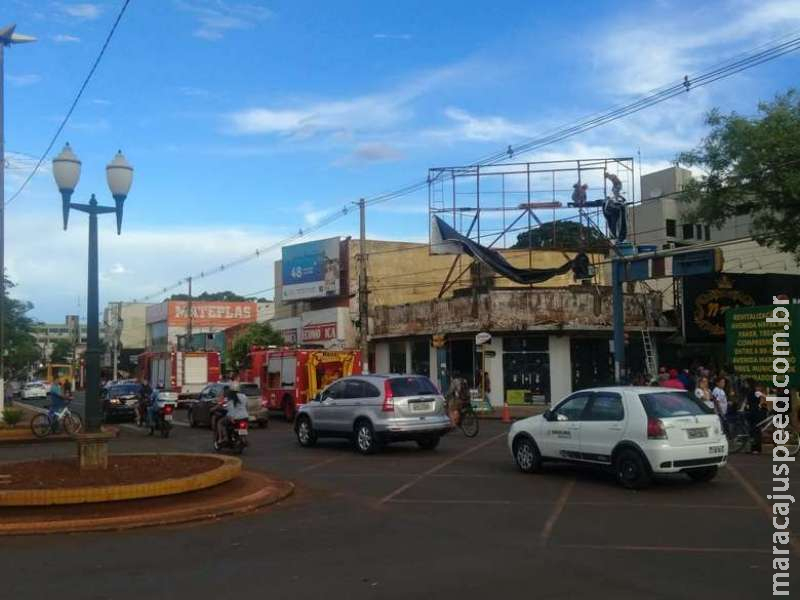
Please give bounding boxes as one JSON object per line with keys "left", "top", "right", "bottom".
{"left": 709, "top": 445, "right": 725, "bottom": 454}
{"left": 164, "top": 414, "right": 173, "bottom": 421}
{"left": 411, "top": 401, "right": 432, "bottom": 412}
{"left": 687, "top": 428, "right": 708, "bottom": 439}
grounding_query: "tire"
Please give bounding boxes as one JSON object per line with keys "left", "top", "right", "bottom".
{"left": 30, "top": 414, "right": 52, "bottom": 438}
{"left": 354, "top": 420, "right": 377, "bottom": 455}
{"left": 686, "top": 466, "right": 718, "bottom": 482}
{"left": 614, "top": 448, "right": 652, "bottom": 490}
{"left": 295, "top": 415, "right": 317, "bottom": 447}
{"left": 460, "top": 410, "right": 479, "bottom": 438}
{"left": 188, "top": 409, "right": 197, "bottom": 428}
{"left": 160, "top": 422, "right": 171, "bottom": 438}
{"left": 513, "top": 436, "right": 542, "bottom": 473}
{"left": 785, "top": 429, "right": 800, "bottom": 456}
{"left": 416, "top": 435, "right": 440, "bottom": 451}
{"left": 63, "top": 413, "right": 82, "bottom": 435}
{"left": 727, "top": 420, "right": 750, "bottom": 454}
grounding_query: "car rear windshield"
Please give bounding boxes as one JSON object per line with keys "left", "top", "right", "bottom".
{"left": 110, "top": 384, "right": 141, "bottom": 396}
{"left": 639, "top": 391, "right": 713, "bottom": 418}
{"left": 388, "top": 376, "right": 439, "bottom": 397}
{"left": 239, "top": 384, "right": 259, "bottom": 395}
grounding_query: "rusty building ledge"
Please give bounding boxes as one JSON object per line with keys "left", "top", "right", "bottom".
{"left": 370, "top": 287, "right": 673, "bottom": 338}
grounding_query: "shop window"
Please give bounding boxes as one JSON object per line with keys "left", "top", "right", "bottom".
{"left": 389, "top": 341, "right": 406, "bottom": 374}
{"left": 682, "top": 223, "right": 694, "bottom": 240}
{"left": 411, "top": 339, "right": 430, "bottom": 377}
{"left": 503, "top": 336, "right": 549, "bottom": 405}
{"left": 665, "top": 219, "right": 676, "bottom": 237}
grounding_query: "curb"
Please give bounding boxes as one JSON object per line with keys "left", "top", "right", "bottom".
{"left": 0, "top": 425, "right": 120, "bottom": 445}
{"left": 0, "top": 453, "right": 240, "bottom": 506}
{"left": 0, "top": 471, "right": 294, "bottom": 535}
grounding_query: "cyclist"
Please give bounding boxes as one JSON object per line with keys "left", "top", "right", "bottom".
{"left": 47, "top": 379, "right": 67, "bottom": 430}
{"left": 745, "top": 382, "right": 767, "bottom": 454}
{"left": 445, "top": 373, "right": 470, "bottom": 426}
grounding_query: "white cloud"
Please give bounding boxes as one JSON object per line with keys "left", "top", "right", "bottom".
{"left": 7, "top": 74, "right": 41, "bottom": 87}
{"left": 175, "top": 1, "right": 272, "bottom": 41}
{"left": 61, "top": 3, "right": 102, "bottom": 20}
{"left": 426, "top": 107, "right": 532, "bottom": 143}
{"left": 52, "top": 34, "right": 80, "bottom": 43}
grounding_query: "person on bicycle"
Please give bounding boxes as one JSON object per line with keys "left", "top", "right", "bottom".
{"left": 47, "top": 379, "right": 67, "bottom": 428}
{"left": 445, "top": 373, "right": 470, "bottom": 426}
{"left": 745, "top": 381, "right": 767, "bottom": 454}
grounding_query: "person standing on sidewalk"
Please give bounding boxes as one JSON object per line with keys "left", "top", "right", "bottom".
{"left": 712, "top": 377, "right": 729, "bottom": 433}
{"left": 745, "top": 382, "right": 767, "bottom": 454}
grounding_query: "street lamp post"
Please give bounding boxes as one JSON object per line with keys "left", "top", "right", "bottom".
{"left": 52, "top": 144, "right": 133, "bottom": 434}
{"left": 0, "top": 24, "right": 36, "bottom": 417}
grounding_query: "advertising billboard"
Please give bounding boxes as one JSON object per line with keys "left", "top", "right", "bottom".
{"left": 281, "top": 238, "right": 341, "bottom": 301}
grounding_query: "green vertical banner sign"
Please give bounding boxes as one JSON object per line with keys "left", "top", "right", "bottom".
{"left": 725, "top": 305, "right": 800, "bottom": 387}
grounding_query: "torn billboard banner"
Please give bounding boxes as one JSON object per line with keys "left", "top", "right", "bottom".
{"left": 430, "top": 216, "right": 574, "bottom": 285}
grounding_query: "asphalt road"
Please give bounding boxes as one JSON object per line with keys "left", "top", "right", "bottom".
{"left": 3, "top": 395, "right": 799, "bottom": 600}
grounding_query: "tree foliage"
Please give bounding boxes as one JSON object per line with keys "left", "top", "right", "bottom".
{"left": 1, "top": 275, "right": 40, "bottom": 380}
{"left": 678, "top": 89, "right": 800, "bottom": 262}
{"left": 228, "top": 322, "right": 284, "bottom": 372}
{"left": 511, "top": 220, "right": 609, "bottom": 252}
{"left": 49, "top": 338, "right": 74, "bottom": 364}
{"left": 170, "top": 291, "right": 249, "bottom": 302}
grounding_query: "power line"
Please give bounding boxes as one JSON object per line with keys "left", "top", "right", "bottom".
{"left": 132, "top": 34, "right": 800, "bottom": 301}
{"left": 4, "top": 0, "right": 132, "bottom": 207}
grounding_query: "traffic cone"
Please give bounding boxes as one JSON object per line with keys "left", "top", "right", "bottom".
{"left": 501, "top": 402, "right": 512, "bottom": 424}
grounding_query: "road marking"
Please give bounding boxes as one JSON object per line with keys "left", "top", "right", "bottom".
{"left": 379, "top": 432, "right": 507, "bottom": 504}
{"left": 727, "top": 462, "right": 800, "bottom": 557}
{"left": 539, "top": 478, "right": 575, "bottom": 547}
{"left": 385, "top": 499, "right": 758, "bottom": 510}
{"left": 556, "top": 543, "right": 772, "bottom": 554}
{"left": 299, "top": 455, "right": 342, "bottom": 473}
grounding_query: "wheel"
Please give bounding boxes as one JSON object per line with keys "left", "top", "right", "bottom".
{"left": 283, "top": 397, "right": 295, "bottom": 422}
{"left": 785, "top": 429, "right": 800, "bottom": 456}
{"left": 354, "top": 420, "right": 377, "bottom": 455}
{"left": 160, "top": 423, "right": 171, "bottom": 438}
{"left": 686, "top": 466, "right": 718, "bottom": 482}
{"left": 416, "top": 435, "right": 440, "bottom": 450}
{"left": 63, "top": 413, "right": 82, "bottom": 435}
{"left": 614, "top": 448, "right": 652, "bottom": 490}
{"left": 188, "top": 409, "right": 197, "bottom": 428}
{"left": 295, "top": 415, "right": 317, "bottom": 447}
{"left": 459, "top": 410, "right": 479, "bottom": 438}
{"left": 30, "top": 414, "right": 52, "bottom": 438}
{"left": 727, "top": 420, "right": 750, "bottom": 454}
{"left": 234, "top": 439, "right": 245, "bottom": 455}
{"left": 513, "top": 436, "right": 542, "bottom": 473}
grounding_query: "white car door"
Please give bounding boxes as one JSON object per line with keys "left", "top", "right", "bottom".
{"left": 538, "top": 392, "right": 590, "bottom": 459}
{"left": 578, "top": 391, "right": 627, "bottom": 464}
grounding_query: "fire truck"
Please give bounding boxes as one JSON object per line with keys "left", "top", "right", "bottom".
{"left": 243, "top": 347, "right": 361, "bottom": 420}
{"left": 137, "top": 350, "right": 221, "bottom": 400}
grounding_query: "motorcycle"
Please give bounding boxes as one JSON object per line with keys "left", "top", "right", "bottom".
{"left": 148, "top": 396, "right": 177, "bottom": 438}
{"left": 213, "top": 413, "right": 249, "bottom": 455}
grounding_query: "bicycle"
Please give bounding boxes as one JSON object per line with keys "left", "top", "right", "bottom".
{"left": 455, "top": 402, "right": 479, "bottom": 438}
{"left": 30, "top": 401, "right": 83, "bottom": 438}
{"left": 726, "top": 410, "right": 799, "bottom": 455}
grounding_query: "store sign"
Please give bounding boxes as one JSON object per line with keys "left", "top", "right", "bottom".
{"left": 475, "top": 332, "right": 492, "bottom": 345}
{"left": 281, "top": 328, "right": 298, "bottom": 345}
{"left": 281, "top": 238, "right": 341, "bottom": 301}
{"left": 302, "top": 322, "right": 337, "bottom": 343}
{"left": 725, "top": 305, "right": 799, "bottom": 386}
{"left": 167, "top": 301, "right": 257, "bottom": 328}
{"left": 682, "top": 273, "right": 800, "bottom": 342}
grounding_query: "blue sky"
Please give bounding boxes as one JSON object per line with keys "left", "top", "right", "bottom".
{"left": 3, "top": 0, "right": 800, "bottom": 321}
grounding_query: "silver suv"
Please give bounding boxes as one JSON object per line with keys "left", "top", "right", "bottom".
{"left": 295, "top": 374, "right": 451, "bottom": 454}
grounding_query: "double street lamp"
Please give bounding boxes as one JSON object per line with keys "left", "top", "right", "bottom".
{"left": 52, "top": 144, "right": 133, "bottom": 433}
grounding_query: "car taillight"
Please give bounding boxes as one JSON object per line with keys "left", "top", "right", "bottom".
{"left": 647, "top": 417, "right": 666, "bottom": 439}
{"left": 237, "top": 420, "right": 248, "bottom": 430}
{"left": 382, "top": 380, "right": 395, "bottom": 412}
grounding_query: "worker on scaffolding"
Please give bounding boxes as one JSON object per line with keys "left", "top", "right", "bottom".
{"left": 603, "top": 172, "right": 628, "bottom": 242}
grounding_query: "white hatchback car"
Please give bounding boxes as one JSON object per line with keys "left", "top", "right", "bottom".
{"left": 508, "top": 386, "right": 728, "bottom": 489}
{"left": 21, "top": 381, "right": 49, "bottom": 399}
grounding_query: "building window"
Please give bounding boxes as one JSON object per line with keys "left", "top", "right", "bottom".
{"left": 682, "top": 223, "right": 694, "bottom": 240}
{"left": 502, "top": 336, "right": 549, "bottom": 405}
{"left": 389, "top": 341, "right": 406, "bottom": 374}
{"left": 410, "top": 339, "right": 430, "bottom": 377}
{"left": 704, "top": 225, "right": 711, "bottom": 241}
{"left": 665, "top": 219, "right": 676, "bottom": 237}
{"left": 696, "top": 224, "right": 703, "bottom": 240}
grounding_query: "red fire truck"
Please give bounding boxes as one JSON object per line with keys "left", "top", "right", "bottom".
{"left": 137, "top": 351, "right": 221, "bottom": 400}
{"left": 243, "top": 347, "right": 361, "bottom": 420}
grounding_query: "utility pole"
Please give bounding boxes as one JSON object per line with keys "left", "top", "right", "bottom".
{"left": 358, "top": 198, "right": 369, "bottom": 373}
{"left": 112, "top": 302, "right": 122, "bottom": 381}
{"left": 186, "top": 276, "right": 193, "bottom": 350}
{"left": 0, "top": 25, "right": 36, "bottom": 416}
{"left": 612, "top": 257, "right": 626, "bottom": 384}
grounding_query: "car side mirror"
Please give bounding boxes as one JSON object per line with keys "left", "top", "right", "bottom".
{"left": 543, "top": 410, "right": 553, "bottom": 422}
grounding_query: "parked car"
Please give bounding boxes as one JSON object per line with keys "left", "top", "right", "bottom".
{"left": 294, "top": 374, "right": 452, "bottom": 454}
{"left": 239, "top": 382, "right": 268, "bottom": 428}
{"left": 187, "top": 382, "right": 228, "bottom": 428}
{"left": 21, "top": 381, "right": 48, "bottom": 400}
{"left": 507, "top": 386, "right": 728, "bottom": 489}
{"left": 101, "top": 382, "right": 142, "bottom": 422}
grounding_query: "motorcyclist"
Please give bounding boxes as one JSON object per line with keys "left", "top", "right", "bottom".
{"left": 138, "top": 380, "right": 153, "bottom": 425}
{"left": 147, "top": 385, "right": 163, "bottom": 430}
{"left": 214, "top": 388, "right": 249, "bottom": 446}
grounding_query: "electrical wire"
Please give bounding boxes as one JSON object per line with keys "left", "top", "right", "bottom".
{"left": 4, "top": 0, "right": 132, "bottom": 207}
